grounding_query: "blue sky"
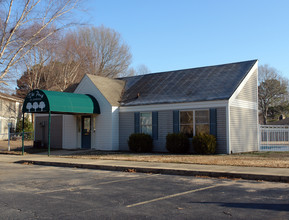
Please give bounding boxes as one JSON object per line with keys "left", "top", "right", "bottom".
{"left": 82, "top": 0, "right": 289, "bottom": 77}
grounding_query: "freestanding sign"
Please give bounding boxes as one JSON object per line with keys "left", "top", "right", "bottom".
{"left": 22, "top": 90, "right": 51, "bottom": 155}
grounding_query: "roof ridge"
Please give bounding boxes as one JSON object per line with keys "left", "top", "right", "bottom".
{"left": 121, "top": 59, "right": 258, "bottom": 79}
{"left": 87, "top": 74, "right": 124, "bottom": 82}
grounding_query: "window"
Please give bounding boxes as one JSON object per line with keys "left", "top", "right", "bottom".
{"left": 195, "top": 110, "right": 210, "bottom": 135}
{"left": 140, "top": 112, "right": 152, "bottom": 135}
{"left": 83, "top": 117, "right": 91, "bottom": 133}
{"left": 180, "top": 111, "right": 194, "bottom": 137}
{"left": 180, "top": 110, "right": 210, "bottom": 137}
{"left": 135, "top": 112, "right": 158, "bottom": 139}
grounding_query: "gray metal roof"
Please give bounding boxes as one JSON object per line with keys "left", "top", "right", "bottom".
{"left": 119, "top": 60, "right": 257, "bottom": 106}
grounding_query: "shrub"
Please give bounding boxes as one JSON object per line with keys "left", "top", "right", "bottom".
{"left": 128, "top": 133, "right": 153, "bottom": 153}
{"left": 16, "top": 117, "right": 34, "bottom": 140}
{"left": 192, "top": 133, "right": 216, "bottom": 154}
{"left": 166, "top": 133, "right": 190, "bottom": 154}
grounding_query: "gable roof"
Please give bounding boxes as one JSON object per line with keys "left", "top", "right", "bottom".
{"left": 86, "top": 74, "right": 125, "bottom": 106}
{"left": 0, "top": 92, "right": 23, "bottom": 103}
{"left": 119, "top": 60, "right": 257, "bottom": 106}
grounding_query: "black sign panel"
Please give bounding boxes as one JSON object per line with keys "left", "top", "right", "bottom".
{"left": 23, "top": 90, "right": 49, "bottom": 113}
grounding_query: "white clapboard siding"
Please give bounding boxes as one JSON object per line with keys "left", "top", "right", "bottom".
{"left": 62, "top": 115, "right": 78, "bottom": 149}
{"left": 75, "top": 75, "right": 115, "bottom": 150}
{"left": 112, "top": 106, "right": 119, "bottom": 150}
{"left": 230, "top": 106, "right": 258, "bottom": 153}
{"left": 229, "top": 63, "right": 259, "bottom": 153}
{"left": 236, "top": 70, "right": 258, "bottom": 102}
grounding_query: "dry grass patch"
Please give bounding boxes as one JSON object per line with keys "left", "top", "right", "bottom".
{"left": 62, "top": 151, "right": 289, "bottom": 168}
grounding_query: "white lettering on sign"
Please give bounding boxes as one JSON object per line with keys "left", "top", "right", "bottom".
{"left": 27, "top": 91, "right": 44, "bottom": 100}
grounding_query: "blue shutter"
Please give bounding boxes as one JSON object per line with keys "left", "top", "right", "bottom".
{"left": 152, "top": 111, "right": 158, "bottom": 139}
{"left": 134, "top": 112, "right": 140, "bottom": 133}
{"left": 173, "top": 110, "right": 179, "bottom": 133}
{"left": 210, "top": 108, "right": 217, "bottom": 137}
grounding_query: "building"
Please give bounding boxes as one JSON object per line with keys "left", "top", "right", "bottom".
{"left": 267, "top": 117, "right": 289, "bottom": 125}
{"left": 0, "top": 93, "right": 23, "bottom": 139}
{"left": 28, "top": 60, "right": 259, "bottom": 154}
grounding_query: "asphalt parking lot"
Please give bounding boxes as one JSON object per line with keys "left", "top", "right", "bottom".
{"left": 0, "top": 161, "right": 289, "bottom": 219}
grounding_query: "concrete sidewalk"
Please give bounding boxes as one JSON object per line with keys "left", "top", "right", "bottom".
{"left": 1, "top": 152, "right": 289, "bottom": 183}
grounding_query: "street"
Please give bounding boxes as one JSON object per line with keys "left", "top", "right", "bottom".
{"left": 0, "top": 161, "right": 289, "bottom": 219}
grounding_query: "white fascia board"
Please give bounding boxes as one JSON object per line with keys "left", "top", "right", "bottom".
{"left": 229, "top": 60, "right": 258, "bottom": 105}
{"left": 112, "top": 106, "right": 119, "bottom": 112}
{"left": 119, "top": 100, "right": 228, "bottom": 112}
{"left": 226, "top": 105, "right": 231, "bottom": 154}
{"left": 74, "top": 74, "right": 88, "bottom": 94}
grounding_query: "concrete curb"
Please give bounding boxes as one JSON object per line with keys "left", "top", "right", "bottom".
{"left": 15, "top": 160, "right": 289, "bottom": 183}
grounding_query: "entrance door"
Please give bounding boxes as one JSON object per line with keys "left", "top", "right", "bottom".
{"left": 81, "top": 116, "right": 91, "bottom": 149}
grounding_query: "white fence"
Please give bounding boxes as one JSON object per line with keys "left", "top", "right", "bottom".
{"left": 259, "top": 125, "right": 289, "bottom": 151}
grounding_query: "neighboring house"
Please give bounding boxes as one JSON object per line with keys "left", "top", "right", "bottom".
{"left": 32, "top": 60, "right": 259, "bottom": 154}
{"left": 267, "top": 117, "right": 289, "bottom": 125}
{"left": 0, "top": 93, "right": 23, "bottom": 139}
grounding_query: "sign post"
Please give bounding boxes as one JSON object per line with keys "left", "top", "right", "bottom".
{"left": 8, "top": 122, "right": 11, "bottom": 151}
{"left": 48, "top": 111, "right": 51, "bottom": 156}
{"left": 22, "top": 113, "right": 24, "bottom": 155}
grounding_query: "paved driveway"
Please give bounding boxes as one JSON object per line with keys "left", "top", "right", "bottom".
{"left": 0, "top": 161, "right": 289, "bottom": 219}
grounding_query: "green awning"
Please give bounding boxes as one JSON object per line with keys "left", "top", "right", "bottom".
{"left": 22, "top": 89, "right": 100, "bottom": 114}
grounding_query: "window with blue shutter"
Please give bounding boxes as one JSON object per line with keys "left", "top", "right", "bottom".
{"left": 135, "top": 112, "right": 158, "bottom": 139}
{"left": 209, "top": 108, "right": 217, "bottom": 137}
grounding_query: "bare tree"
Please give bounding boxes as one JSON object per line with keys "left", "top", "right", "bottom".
{"left": 48, "top": 60, "right": 82, "bottom": 92}
{"left": 16, "top": 25, "right": 133, "bottom": 95}
{"left": 258, "top": 64, "right": 279, "bottom": 84}
{"left": 135, "top": 64, "right": 150, "bottom": 75}
{"left": 16, "top": 32, "right": 85, "bottom": 95}
{"left": 122, "top": 64, "right": 150, "bottom": 77}
{"left": 51, "top": 34, "right": 84, "bottom": 91}
{"left": 258, "top": 64, "right": 289, "bottom": 124}
{"left": 0, "top": 0, "right": 81, "bottom": 86}
{"left": 15, "top": 31, "right": 61, "bottom": 97}
{"left": 68, "top": 25, "right": 132, "bottom": 78}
